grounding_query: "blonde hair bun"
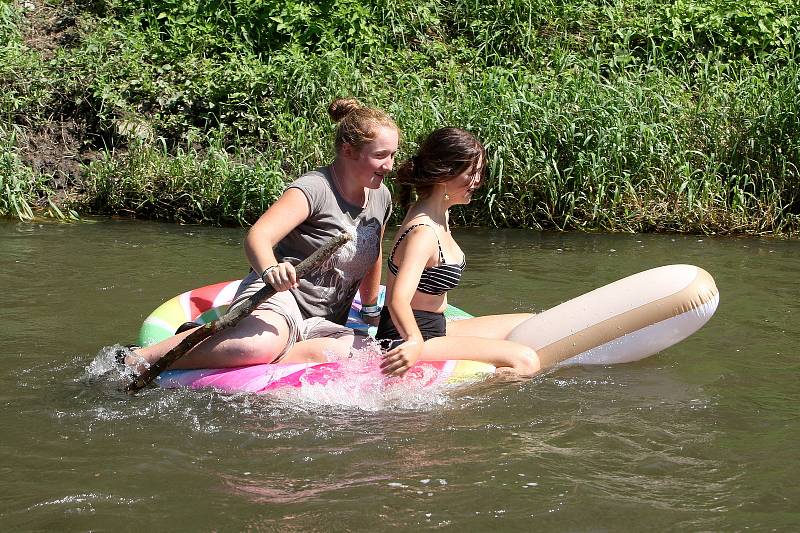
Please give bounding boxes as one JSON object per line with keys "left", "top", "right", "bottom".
{"left": 327, "top": 98, "right": 398, "bottom": 151}
{"left": 328, "top": 98, "right": 362, "bottom": 123}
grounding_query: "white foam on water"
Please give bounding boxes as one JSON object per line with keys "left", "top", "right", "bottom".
{"left": 27, "top": 492, "right": 142, "bottom": 512}
{"left": 83, "top": 344, "right": 154, "bottom": 381}
{"left": 275, "top": 340, "right": 452, "bottom": 412}
{"left": 81, "top": 342, "right": 453, "bottom": 416}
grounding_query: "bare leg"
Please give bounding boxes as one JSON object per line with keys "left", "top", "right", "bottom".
{"left": 129, "top": 309, "right": 291, "bottom": 369}
{"left": 420, "top": 335, "right": 541, "bottom": 376}
{"left": 446, "top": 313, "right": 533, "bottom": 340}
{"left": 281, "top": 333, "right": 373, "bottom": 364}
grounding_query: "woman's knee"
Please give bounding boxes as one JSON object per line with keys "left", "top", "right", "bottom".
{"left": 228, "top": 333, "right": 289, "bottom": 362}
{"left": 200, "top": 317, "right": 291, "bottom": 365}
{"left": 238, "top": 313, "right": 291, "bottom": 354}
{"left": 508, "top": 347, "right": 540, "bottom": 376}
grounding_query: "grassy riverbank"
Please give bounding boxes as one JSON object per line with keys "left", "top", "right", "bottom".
{"left": 2, "top": 0, "right": 799, "bottom": 234}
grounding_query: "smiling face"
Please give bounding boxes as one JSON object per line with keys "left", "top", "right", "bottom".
{"left": 343, "top": 126, "right": 399, "bottom": 189}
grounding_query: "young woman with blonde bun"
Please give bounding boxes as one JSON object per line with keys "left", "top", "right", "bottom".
{"left": 123, "top": 98, "right": 399, "bottom": 369}
{"left": 376, "top": 127, "right": 541, "bottom": 377}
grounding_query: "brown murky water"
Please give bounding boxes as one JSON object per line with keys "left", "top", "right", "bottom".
{"left": 1, "top": 219, "right": 798, "bottom": 530}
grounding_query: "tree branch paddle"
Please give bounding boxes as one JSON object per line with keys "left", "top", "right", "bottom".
{"left": 125, "top": 232, "right": 352, "bottom": 393}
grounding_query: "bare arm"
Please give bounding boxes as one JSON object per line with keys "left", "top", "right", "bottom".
{"left": 357, "top": 223, "right": 386, "bottom": 325}
{"left": 244, "top": 188, "right": 310, "bottom": 291}
{"left": 380, "top": 226, "right": 438, "bottom": 376}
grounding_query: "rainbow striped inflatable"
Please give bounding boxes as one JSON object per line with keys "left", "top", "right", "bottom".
{"left": 139, "top": 265, "right": 719, "bottom": 394}
{"left": 138, "top": 282, "right": 495, "bottom": 393}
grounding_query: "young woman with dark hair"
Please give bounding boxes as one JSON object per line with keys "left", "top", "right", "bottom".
{"left": 376, "top": 127, "right": 541, "bottom": 377}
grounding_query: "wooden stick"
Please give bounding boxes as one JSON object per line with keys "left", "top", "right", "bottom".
{"left": 125, "top": 232, "right": 352, "bottom": 393}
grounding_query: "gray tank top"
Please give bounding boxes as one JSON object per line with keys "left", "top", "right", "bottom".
{"left": 274, "top": 166, "right": 392, "bottom": 324}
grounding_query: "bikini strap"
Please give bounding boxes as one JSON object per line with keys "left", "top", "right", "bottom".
{"left": 388, "top": 224, "right": 445, "bottom": 264}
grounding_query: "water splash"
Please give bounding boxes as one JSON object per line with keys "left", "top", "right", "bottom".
{"left": 81, "top": 341, "right": 457, "bottom": 415}
{"left": 275, "top": 340, "right": 453, "bottom": 412}
{"left": 83, "top": 344, "right": 149, "bottom": 383}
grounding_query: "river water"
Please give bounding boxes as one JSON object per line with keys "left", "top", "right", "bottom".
{"left": 1, "top": 219, "right": 797, "bottom": 530}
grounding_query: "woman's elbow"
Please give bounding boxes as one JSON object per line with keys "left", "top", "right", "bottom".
{"left": 245, "top": 225, "right": 270, "bottom": 251}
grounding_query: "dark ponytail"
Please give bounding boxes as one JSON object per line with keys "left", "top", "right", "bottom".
{"left": 395, "top": 127, "right": 486, "bottom": 199}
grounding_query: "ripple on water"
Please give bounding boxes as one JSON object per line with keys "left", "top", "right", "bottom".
{"left": 66, "top": 343, "right": 493, "bottom": 442}
{"left": 5, "top": 341, "right": 743, "bottom": 532}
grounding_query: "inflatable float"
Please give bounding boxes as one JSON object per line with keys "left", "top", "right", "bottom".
{"left": 137, "top": 264, "right": 719, "bottom": 394}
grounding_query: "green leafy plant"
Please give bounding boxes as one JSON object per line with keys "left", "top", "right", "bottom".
{"left": 1, "top": 0, "right": 798, "bottom": 233}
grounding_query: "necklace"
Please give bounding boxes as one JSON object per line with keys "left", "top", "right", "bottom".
{"left": 330, "top": 164, "right": 367, "bottom": 208}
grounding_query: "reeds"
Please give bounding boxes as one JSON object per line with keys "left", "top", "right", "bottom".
{"left": 1, "top": 0, "right": 798, "bottom": 234}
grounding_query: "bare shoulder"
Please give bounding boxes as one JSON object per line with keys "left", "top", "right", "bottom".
{"left": 393, "top": 221, "right": 438, "bottom": 261}
{"left": 401, "top": 218, "right": 438, "bottom": 243}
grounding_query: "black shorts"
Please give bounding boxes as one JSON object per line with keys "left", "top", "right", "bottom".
{"left": 375, "top": 307, "right": 446, "bottom": 349}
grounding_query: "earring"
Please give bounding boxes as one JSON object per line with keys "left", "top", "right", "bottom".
{"left": 444, "top": 186, "right": 449, "bottom": 201}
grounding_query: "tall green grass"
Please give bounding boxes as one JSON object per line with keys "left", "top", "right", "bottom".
{"left": 85, "top": 138, "right": 288, "bottom": 225}
{"left": 2, "top": 0, "right": 799, "bottom": 234}
{"left": 1, "top": 132, "right": 39, "bottom": 221}
{"left": 1, "top": 126, "right": 77, "bottom": 220}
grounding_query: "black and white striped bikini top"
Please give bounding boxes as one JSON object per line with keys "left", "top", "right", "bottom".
{"left": 387, "top": 223, "right": 466, "bottom": 296}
